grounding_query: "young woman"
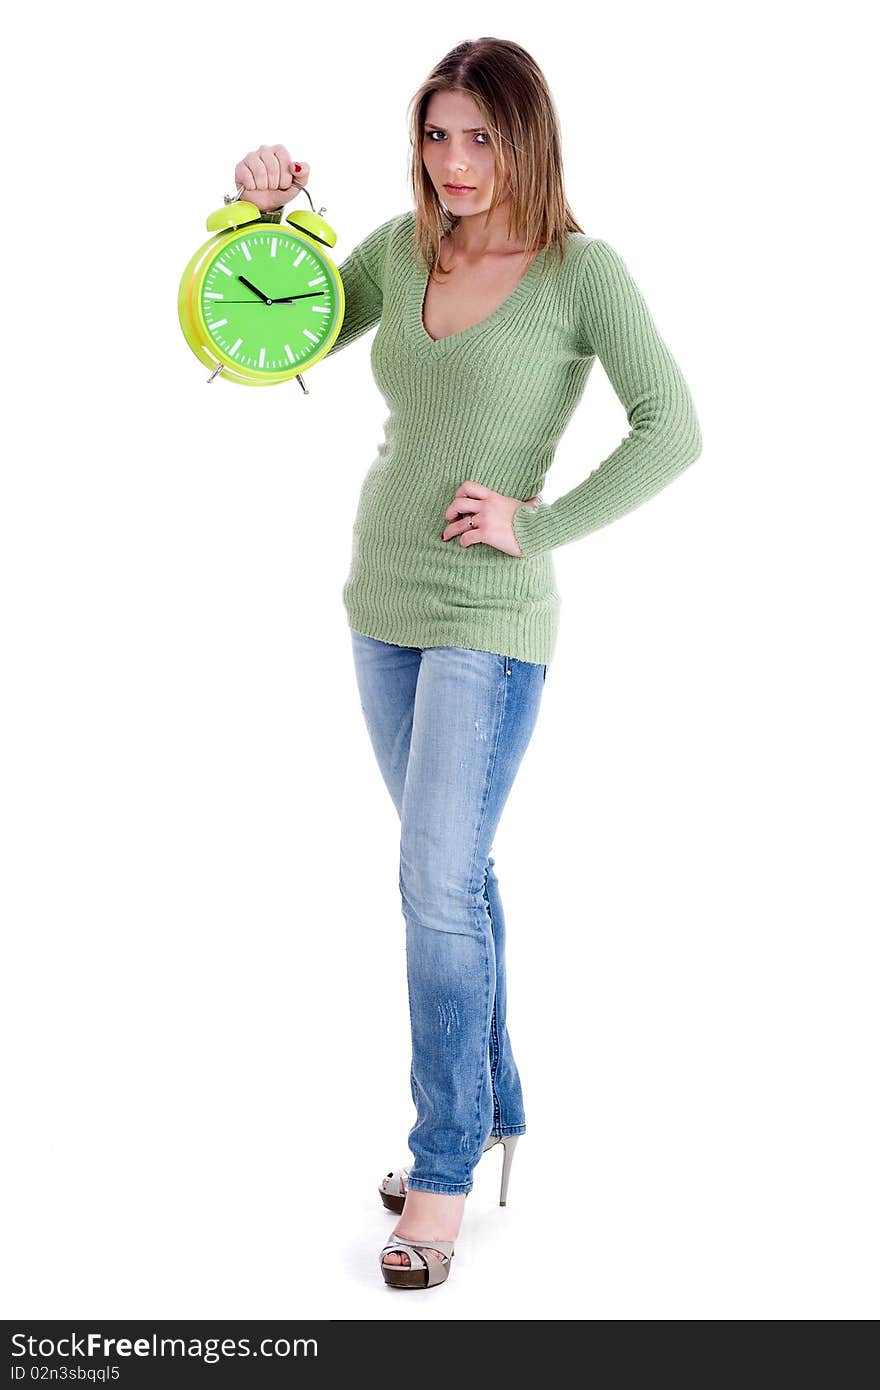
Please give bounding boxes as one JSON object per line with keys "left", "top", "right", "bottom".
{"left": 233, "top": 36, "right": 702, "bottom": 1291}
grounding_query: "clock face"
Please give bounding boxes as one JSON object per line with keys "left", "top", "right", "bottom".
{"left": 198, "top": 227, "right": 341, "bottom": 375}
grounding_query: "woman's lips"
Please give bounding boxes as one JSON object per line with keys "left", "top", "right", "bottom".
{"left": 444, "top": 184, "right": 475, "bottom": 194}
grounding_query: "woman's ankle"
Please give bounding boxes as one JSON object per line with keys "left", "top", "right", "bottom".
{"left": 394, "top": 1189, "right": 466, "bottom": 1241}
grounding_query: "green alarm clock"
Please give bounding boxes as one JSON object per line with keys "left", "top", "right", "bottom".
{"left": 178, "top": 183, "right": 345, "bottom": 391}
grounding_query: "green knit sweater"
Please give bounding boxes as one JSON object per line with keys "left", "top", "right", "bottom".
{"left": 264, "top": 207, "right": 701, "bottom": 665}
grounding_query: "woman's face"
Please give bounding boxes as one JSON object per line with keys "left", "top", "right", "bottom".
{"left": 421, "top": 89, "right": 506, "bottom": 217}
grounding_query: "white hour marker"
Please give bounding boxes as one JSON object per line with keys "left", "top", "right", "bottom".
{"left": 230, "top": 338, "right": 242, "bottom": 356}
{"left": 294, "top": 249, "right": 306, "bottom": 268}
{"left": 271, "top": 238, "right": 278, "bottom": 257}
{"left": 312, "top": 304, "right": 330, "bottom": 314}
{"left": 217, "top": 262, "right": 233, "bottom": 277}
{"left": 205, "top": 291, "right": 223, "bottom": 299}
{"left": 211, "top": 318, "right": 228, "bottom": 329}
{"left": 285, "top": 344, "right": 295, "bottom": 362}
{"left": 303, "top": 329, "right": 319, "bottom": 343}
{"left": 258, "top": 347, "right": 266, "bottom": 368}
{"left": 241, "top": 244, "right": 252, "bottom": 262}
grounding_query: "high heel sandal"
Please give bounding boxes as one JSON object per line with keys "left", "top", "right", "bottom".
{"left": 378, "top": 1133, "right": 521, "bottom": 1213}
{"left": 380, "top": 1233, "right": 456, "bottom": 1289}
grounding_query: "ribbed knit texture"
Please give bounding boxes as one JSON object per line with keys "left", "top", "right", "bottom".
{"left": 264, "top": 207, "right": 701, "bottom": 664}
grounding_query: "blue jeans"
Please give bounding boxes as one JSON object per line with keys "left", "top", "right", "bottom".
{"left": 350, "top": 630, "right": 548, "bottom": 1194}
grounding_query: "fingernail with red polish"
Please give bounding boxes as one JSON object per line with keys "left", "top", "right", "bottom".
{"left": 294, "top": 163, "right": 302, "bottom": 171}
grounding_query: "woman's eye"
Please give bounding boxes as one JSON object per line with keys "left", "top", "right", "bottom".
{"left": 425, "top": 130, "right": 489, "bottom": 144}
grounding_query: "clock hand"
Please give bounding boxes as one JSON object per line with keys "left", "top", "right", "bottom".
{"left": 220, "top": 291, "right": 328, "bottom": 304}
{"left": 237, "top": 275, "right": 272, "bottom": 304}
{"left": 271, "top": 291, "right": 327, "bottom": 304}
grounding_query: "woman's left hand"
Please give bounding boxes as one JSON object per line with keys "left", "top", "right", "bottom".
{"left": 441, "top": 481, "right": 539, "bottom": 557}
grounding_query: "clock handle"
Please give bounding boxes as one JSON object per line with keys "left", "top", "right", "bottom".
{"left": 224, "top": 179, "right": 315, "bottom": 212}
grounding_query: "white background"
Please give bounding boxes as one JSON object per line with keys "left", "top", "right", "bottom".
{"left": 2, "top": 0, "right": 877, "bottom": 1321}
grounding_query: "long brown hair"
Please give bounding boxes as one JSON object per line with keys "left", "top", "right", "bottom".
{"left": 407, "top": 37, "right": 585, "bottom": 280}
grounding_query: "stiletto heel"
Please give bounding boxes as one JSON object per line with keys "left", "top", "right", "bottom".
{"left": 483, "top": 1133, "right": 520, "bottom": 1206}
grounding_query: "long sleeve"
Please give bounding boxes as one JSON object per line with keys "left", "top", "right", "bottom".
{"left": 511, "top": 238, "right": 702, "bottom": 559}
{"left": 260, "top": 207, "right": 394, "bottom": 357}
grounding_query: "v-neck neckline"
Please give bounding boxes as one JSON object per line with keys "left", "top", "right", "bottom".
{"left": 407, "top": 241, "right": 549, "bottom": 354}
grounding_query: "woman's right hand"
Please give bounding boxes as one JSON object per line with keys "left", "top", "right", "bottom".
{"left": 233, "top": 144, "right": 310, "bottom": 213}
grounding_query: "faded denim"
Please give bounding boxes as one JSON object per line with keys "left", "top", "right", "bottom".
{"left": 350, "top": 630, "right": 547, "bottom": 1194}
